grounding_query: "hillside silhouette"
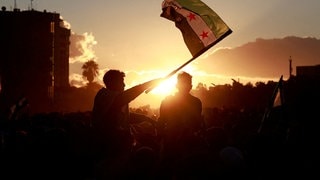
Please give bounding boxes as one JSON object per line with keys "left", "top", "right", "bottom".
{"left": 201, "top": 36, "right": 320, "bottom": 78}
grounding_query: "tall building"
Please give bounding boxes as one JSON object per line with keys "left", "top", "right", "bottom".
{"left": 0, "top": 6, "right": 70, "bottom": 114}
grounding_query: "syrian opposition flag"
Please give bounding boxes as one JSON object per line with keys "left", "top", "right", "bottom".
{"left": 161, "top": 0, "right": 232, "bottom": 58}
{"left": 146, "top": 0, "right": 232, "bottom": 94}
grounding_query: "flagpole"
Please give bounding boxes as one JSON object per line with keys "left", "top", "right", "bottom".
{"left": 145, "top": 56, "right": 196, "bottom": 93}
{"left": 144, "top": 29, "right": 231, "bottom": 94}
{"left": 144, "top": 28, "right": 232, "bottom": 94}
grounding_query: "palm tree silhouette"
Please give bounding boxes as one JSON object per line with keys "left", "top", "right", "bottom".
{"left": 82, "top": 59, "right": 99, "bottom": 84}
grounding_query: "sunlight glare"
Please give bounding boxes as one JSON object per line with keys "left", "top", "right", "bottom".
{"left": 151, "top": 77, "right": 177, "bottom": 96}
{"left": 150, "top": 65, "right": 199, "bottom": 96}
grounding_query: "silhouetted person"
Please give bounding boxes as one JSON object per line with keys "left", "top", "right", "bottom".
{"left": 157, "top": 71, "right": 205, "bottom": 179}
{"left": 91, "top": 69, "right": 162, "bottom": 179}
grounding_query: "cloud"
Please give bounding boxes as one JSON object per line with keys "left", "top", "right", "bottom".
{"left": 69, "top": 65, "right": 107, "bottom": 88}
{"left": 201, "top": 46, "right": 233, "bottom": 59}
{"left": 68, "top": 31, "right": 98, "bottom": 86}
{"left": 69, "top": 35, "right": 320, "bottom": 92}
{"left": 69, "top": 73, "right": 86, "bottom": 88}
{"left": 200, "top": 36, "right": 320, "bottom": 80}
{"left": 69, "top": 32, "right": 97, "bottom": 63}
{"left": 60, "top": 16, "right": 71, "bottom": 29}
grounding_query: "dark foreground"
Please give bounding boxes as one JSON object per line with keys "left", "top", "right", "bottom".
{"left": 0, "top": 105, "right": 318, "bottom": 180}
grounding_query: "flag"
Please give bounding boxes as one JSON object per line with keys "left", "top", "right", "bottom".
{"left": 161, "top": 0, "right": 232, "bottom": 58}
{"left": 258, "top": 75, "right": 284, "bottom": 134}
{"left": 272, "top": 85, "right": 282, "bottom": 107}
{"left": 146, "top": 0, "right": 232, "bottom": 94}
{"left": 272, "top": 75, "right": 284, "bottom": 107}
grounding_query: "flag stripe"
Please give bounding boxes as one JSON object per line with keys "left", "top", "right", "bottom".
{"left": 176, "top": 8, "right": 216, "bottom": 46}
{"left": 174, "top": 0, "right": 231, "bottom": 39}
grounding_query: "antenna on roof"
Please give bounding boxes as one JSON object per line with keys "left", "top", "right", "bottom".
{"left": 14, "top": 0, "right": 17, "bottom": 9}
{"left": 30, "top": 0, "right": 34, "bottom": 10}
{"left": 289, "top": 56, "right": 293, "bottom": 78}
{"left": 13, "top": 0, "right": 20, "bottom": 11}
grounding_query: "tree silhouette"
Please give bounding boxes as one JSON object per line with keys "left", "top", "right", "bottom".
{"left": 82, "top": 59, "right": 99, "bottom": 84}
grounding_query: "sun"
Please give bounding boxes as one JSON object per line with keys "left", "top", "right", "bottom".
{"left": 150, "top": 65, "right": 199, "bottom": 96}
{"left": 151, "top": 76, "right": 177, "bottom": 96}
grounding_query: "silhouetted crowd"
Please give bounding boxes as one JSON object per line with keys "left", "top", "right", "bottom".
{"left": 1, "top": 74, "right": 319, "bottom": 179}
{"left": 0, "top": 106, "right": 317, "bottom": 180}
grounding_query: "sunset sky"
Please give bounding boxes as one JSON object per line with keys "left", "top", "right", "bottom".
{"left": 2, "top": 0, "right": 320, "bottom": 108}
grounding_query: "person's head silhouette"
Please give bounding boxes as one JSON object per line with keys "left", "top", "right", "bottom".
{"left": 103, "top": 70, "right": 125, "bottom": 91}
{"left": 176, "top": 71, "right": 192, "bottom": 94}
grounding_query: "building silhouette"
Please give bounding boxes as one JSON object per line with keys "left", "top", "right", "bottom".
{"left": 0, "top": 6, "right": 70, "bottom": 114}
{"left": 296, "top": 64, "right": 320, "bottom": 79}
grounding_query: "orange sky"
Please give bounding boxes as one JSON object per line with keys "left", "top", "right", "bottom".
{"left": 2, "top": 0, "right": 320, "bottom": 108}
